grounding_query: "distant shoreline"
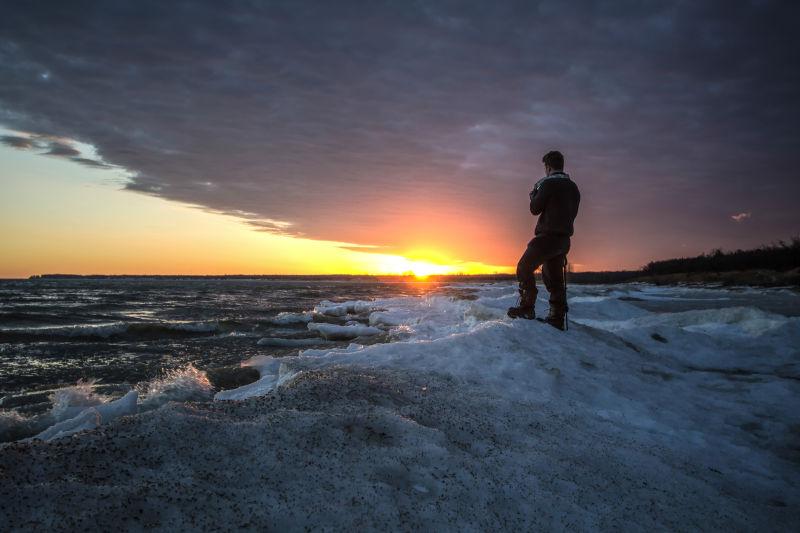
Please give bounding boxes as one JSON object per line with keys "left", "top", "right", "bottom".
{"left": 11, "top": 238, "right": 799, "bottom": 286}
{"left": 17, "top": 268, "right": 799, "bottom": 287}
{"left": 24, "top": 273, "right": 519, "bottom": 282}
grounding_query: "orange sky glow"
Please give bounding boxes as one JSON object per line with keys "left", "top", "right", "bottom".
{"left": 0, "top": 143, "right": 517, "bottom": 278}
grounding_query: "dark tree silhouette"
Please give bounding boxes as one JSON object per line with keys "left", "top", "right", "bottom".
{"left": 641, "top": 237, "right": 800, "bottom": 276}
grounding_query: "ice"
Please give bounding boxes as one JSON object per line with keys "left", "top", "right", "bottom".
{"left": 17, "top": 365, "right": 213, "bottom": 441}
{"left": 214, "top": 356, "right": 297, "bottom": 400}
{"left": 573, "top": 305, "right": 790, "bottom": 336}
{"left": 31, "top": 408, "right": 101, "bottom": 442}
{"left": 257, "top": 336, "right": 333, "bottom": 347}
{"left": 300, "top": 342, "right": 365, "bottom": 358}
{"left": 32, "top": 390, "right": 138, "bottom": 441}
{"left": 49, "top": 378, "right": 109, "bottom": 422}
{"left": 268, "top": 311, "right": 313, "bottom": 325}
{"left": 313, "top": 300, "right": 373, "bottom": 317}
{"left": 3, "top": 283, "right": 799, "bottom": 529}
{"left": 368, "top": 310, "right": 403, "bottom": 326}
{"left": 307, "top": 322, "right": 382, "bottom": 340}
{"left": 213, "top": 369, "right": 298, "bottom": 401}
{"left": 239, "top": 354, "right": 283, "bottom": 375}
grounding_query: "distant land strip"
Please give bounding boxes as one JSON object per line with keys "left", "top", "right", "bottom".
{"left": 24, "top": 238, "right": 800, "bottom": 287}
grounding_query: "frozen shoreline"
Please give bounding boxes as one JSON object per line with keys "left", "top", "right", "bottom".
{"left": 1, "top": 283, "right": 799, "bottom": 529}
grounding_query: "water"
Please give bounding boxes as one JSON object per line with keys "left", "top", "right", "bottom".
{"left": 0, "top": 278, "right": 470, "bottom": 417}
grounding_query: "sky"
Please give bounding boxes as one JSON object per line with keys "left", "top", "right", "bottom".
{"left": 1, "top": 0, "right": 798, "bottom": 277}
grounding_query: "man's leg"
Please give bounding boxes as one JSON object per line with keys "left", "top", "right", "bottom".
{"left": 508, "top": 239, "right": 544, "bottom": 319}
{"left": 541, "top": 251, "right": 569, "bottom": 330}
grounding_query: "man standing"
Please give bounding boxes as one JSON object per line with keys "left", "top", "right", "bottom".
{"left": 507, "top": 151, "right": 580, "bottom": 330}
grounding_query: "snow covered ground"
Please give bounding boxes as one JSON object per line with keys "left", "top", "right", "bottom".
{"left": 1, "top": 283, "right": 798, "bottom": 530}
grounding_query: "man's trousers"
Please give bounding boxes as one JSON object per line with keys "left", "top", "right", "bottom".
{"left": 515, "top": 234, "right": 570, "bottom": 311}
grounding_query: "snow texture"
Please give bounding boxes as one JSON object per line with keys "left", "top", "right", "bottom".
{"left": 1, "top": 283, "right": 798, "bottom": 530}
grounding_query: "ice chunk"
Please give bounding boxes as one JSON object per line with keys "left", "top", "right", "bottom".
{"left": 313, "top": 300, "right": 373, "bottom": 317}
{"left": 50, "top": 379, "right": 108, "bottom": 422}
{"left": 32, "top": 390, "right": 138, "bottom": 441}
{"left": 215, "top": 356, "right": 298, "bottom": 400}
{"left": 574, "top": 306, "right": 791, "bottom": 337}
{"left": 240, "top": 354, "right": 282, "bottom": 374}
{"left": 94, "top": 389, "right": 138, "bottom": 420}
{"left": 257, "top": 337, "right": 334, "bottom": 347}
{"left": 300, "top": 343, "right": 365, "bottom": 357}
{"left": 369, "top": 311, "right": 404, "bottom": 326}
{"left": 269, "top": 312, "right": 314, "bottom": 325}
{"left": 31, "top": 408, "right": 101, "bottom": 442}
{"left": 307, "top": 322, "right": 382, "bottom": 340}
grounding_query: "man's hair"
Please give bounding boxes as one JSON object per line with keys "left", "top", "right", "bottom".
{"left": 542, "top": 150, "right": 564, "bottom": 170}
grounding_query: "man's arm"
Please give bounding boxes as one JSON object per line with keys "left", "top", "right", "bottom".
{"left": 530, "top": 181, "right": 549, "bottom": 215}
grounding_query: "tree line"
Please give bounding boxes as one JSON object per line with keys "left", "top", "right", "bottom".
{"left": 641, "top": 237, "right": 800, "bottom": 276}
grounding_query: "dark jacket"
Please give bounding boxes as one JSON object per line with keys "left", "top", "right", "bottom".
{"left": 529, "top": 172, "right": 580, "bottom": 237}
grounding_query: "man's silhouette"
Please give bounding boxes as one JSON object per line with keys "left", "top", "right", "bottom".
{"left": 507, "top": 151, "right": 580, "bottom": 330}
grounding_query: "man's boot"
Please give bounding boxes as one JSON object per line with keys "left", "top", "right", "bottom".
{"left": 507, "top": 283, "right": 536, "bottom": 320}
{"left": 542, "top": 303, "right": 567, "bottom": 330}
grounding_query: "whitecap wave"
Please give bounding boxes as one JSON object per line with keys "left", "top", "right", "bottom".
{"left": 0, "top": 320, "right": 220, "bottom": 341}
{"left": 138, "top": 365, "right": 213, "bottom": 409}
{"left": 50, "top": 378, "right": 110, "bottom": 422}
{"left": 22, "top": 365, "right": 214, "bottom": 441}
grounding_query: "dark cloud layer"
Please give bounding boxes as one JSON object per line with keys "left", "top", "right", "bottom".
{"left": 45, "top": 142, "right": 81, "bottom": 157}
{"left": 1, "top": 132, "right": 108, "bottom": 167}
{"left": 1, "top": 0, "right": 798, "bottom": 268}
{"left": 1, "top": 135, "right": 34, "bottom": 149}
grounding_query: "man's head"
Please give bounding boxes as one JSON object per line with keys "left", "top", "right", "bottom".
{"left": 542, "top": 150, "right": 564, "bottom": 174}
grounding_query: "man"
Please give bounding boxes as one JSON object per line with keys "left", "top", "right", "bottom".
{"left": 507, "top": 150, "right": 580, "bottom": 330}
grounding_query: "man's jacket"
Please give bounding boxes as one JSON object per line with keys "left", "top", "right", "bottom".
{"left": 529, "top": 171, "right": 580, "bottom": 237}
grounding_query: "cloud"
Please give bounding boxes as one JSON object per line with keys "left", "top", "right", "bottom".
{"left": 45, "top": 142, "right": 80, "bottom": 157}
{"left": 1, "top": 135, "right": 33, "bottom": 149}
{"left": 0, "top": 1, "right": 798, "bottom": 267}
{"left": 1, "top": 130, "right": 111, "bottom": 168}
{"left": 731, "top": 212, "right": 751, "bottom": 223}
{"left": 68, "top": 156, "right": 111, "bottom": 169}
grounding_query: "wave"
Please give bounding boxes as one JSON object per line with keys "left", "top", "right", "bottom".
{"left": 137, "top": 365, "right": 213, "bottom": 409}
{"left": 1, "top": 365, "right": 214, "bottom": 442}
{"left": 0, "top": 311, "right": 84, "bottom": 323}
{"left": 0, "top": 320, "right": 223, "bottom": 342}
